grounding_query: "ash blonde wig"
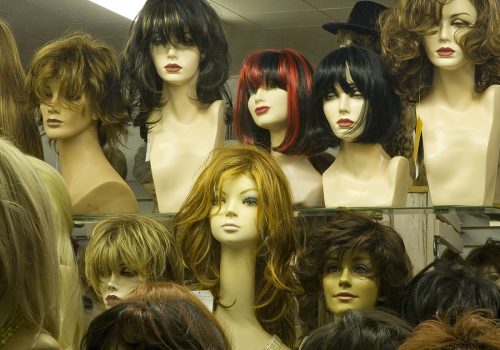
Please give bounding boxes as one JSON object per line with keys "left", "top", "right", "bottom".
{"left": 85, "top": 215, "right": 184, "bottom": 297}
{"left": 174, "top": 143, "right": 301, "bottom": 347}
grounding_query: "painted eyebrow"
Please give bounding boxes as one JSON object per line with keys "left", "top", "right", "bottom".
{"left": 219, "top": 188, "right": 258, "bottom": 195}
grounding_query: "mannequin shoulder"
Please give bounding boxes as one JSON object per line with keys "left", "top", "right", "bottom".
{"left": 31, "top": 333, "right": 60, "bottom": 350}
{"left": 73, "top": 181, "right": 139, "bottom": 215}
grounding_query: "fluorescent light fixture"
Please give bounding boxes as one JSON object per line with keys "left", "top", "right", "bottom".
{"left": 88, "top": 0, "right": 146, "bottom": 20}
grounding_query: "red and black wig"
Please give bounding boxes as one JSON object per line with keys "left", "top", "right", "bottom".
{"left": 233, "top": 49, "right": 319, "bottom": 155}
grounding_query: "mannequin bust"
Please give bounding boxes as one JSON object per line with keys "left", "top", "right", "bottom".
{"left": 174, "top": 144, "right": 301, "bottom": 350}
{"left": 0, "top": 138, "right": 60, "bottom": 349}
{"left": 380, "top": 0, "right": 500, "bottom": 205}
{"left": 85, "top": 215, "right": 184, "bottom": 310}
{"left": 233, "top": 49, "right": 324, "bottom": 208}
{"left": 25, "top": 33, "right": 138, "bottom": 215}
{"left": 298, "top": 210, "right": 412, "bottom": 334}
{"left": 121, "top": 0, "right": 230, "bottom": 213}
{"left": 312, "top": 46, "right": 410, "bottom": 207}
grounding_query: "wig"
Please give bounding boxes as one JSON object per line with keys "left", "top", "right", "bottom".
{"left": 0, "top": 18, "right": 43, "bottom": 159}
{"left": 82, "top": 283, "right": 230, "bottom": 350}
{"left": 25, "top": 32, "right": 129, "bottom": 148}
{"left": 312, "top": 45, "right": 401, "bottom": 146}
{"left": 0, "top": 137, "right": 59, "bottom": 339}
{"left": 298, "top": 210, "right": 413, "bottom": 333}
{"left": 85, "top": 214, "right": 184, "bottom": 298}
{"left": 399, "top": 308, "right": 500, "bottom": 350}
{"left": 465, "top": 238, "right": 500, "bottom": 279}
{"left": 173, "top": 143, "right": 301, "bottom": 347}
{"left": 301, "top": 308, "right": 412, "bottom": 350}
{"left": 27, "top": 157, "right": 85, "bottom": 349}
{"left": 233, "top": 48, "right": 318, "bottom": 155}
{"left": 380, "top": 0, "right": 500, "bottom": 102}
{"left": 121, "top": 0, "right": 230, "bottom": 139}
{"left": 400, "top": 261, "right": 500, "bottom": 326}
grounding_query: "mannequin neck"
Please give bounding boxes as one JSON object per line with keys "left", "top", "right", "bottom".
{"left": 218, "top": 243, "right": 258, "bottom": 320}
{"left": 269, "top": 127, "right": 286, "bottom": 149}
{"left": 160, "top": 81, "right": 205, "bottom": 124}
{"left": 336, "top": 142, "right": 389, "bottom": 179}
{"left": 427, "top": 62, "right": 476, "bottom": 108}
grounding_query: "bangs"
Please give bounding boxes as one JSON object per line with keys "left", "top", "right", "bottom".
{"left": 138, "top": 1, "right": 203, "bottom": 47}
{"left": 316, "top": 53, "right": 359, "bottom": 99}
{"left": 242, "top": 52, "right": 287, "bottom": 92}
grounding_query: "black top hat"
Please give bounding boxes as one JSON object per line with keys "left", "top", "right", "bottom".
{"left": 322, "top": 1, "right": 387, "bottom": 36}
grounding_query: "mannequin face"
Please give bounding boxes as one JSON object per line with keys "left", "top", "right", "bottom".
{"left": 39, "top": 80, "right": 97, "bottom": 141}
{"left": 210, "top": 174, "right": 260, "bottom": 247}
{"left": 322, "top": 251, "right": 379, "bottom": 317}
{"left": 423, "top": 0, "right": 477, "bottom": 70}
{"left": 150, "top": 37, "right": 201, "bottom": 87}
{"left": 99, "top": 266, "right": 146, "bottom": 309}
{"left": 322, "top": 66, "right": 365, "bottom": 142}
{"left": 481, "top": 266, "right": 500, "bottom": 288}
{"left": 248, "top": 86, "right": 288, "bottom": 132}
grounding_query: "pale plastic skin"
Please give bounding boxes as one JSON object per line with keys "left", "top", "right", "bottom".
{"left": 210, "top": 174, "right": 290, "bottom": 350}
{"left": 98, "top": 267, "right": 146, "bottom": 309}
{"left": 147, "top": 40, "right": 225, "bottom": 213}
{"left": 322, "top": 252, "right": 380, "bottom": 318}
{"left": 417, "top": 0, "right": 500, "bottom": 205}
{"left": 248, "top": 86, "right": 324, "bottom": 208}
{"left": 321, "top": 67, "right": 410, "bottom": 207}
{"left": 40, "top": 80, "right": 138, "bottom": 215}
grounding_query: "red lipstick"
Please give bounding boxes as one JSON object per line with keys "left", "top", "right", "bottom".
{"left": 164, "top": 64, "right": 182, "bottom": 72}
{"left": 436, "top": 47, "right": 455, "bottom": 57}
{"left": 255, "top": 106, "right": 270, "bottom": 116}
{"left": 337, "top": 118, "right": 354, "bottom": 128}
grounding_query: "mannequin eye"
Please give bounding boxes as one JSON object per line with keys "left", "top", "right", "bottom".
{"left": 350, "top": 91, "right": 363, "bottom": 99}
{"left": 353, "top": 264, "right": 373, "bottom": 275}
{"left": 324, "top": 91, "right": 338, "bottom": 100}
{"left": 324, "top": 263, "right": 340, "bottom": 273}
{"left": 212, "top": 196, "right": 225, "bottom": 205}
{"left": 247, "top": 88, "right": 256, "bottom": 96}
{"left": 451, "top": 19, "right": 472, "bottom": 28}
{"left": 120, "top": 267, "right": 138, "bottom": 277}
{"left": 243, "top": 196, "right": 258, "bottom": 206}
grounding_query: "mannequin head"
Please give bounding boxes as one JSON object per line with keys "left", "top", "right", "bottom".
{"left": 312, "top": 46, "right": 401, "bottom": 146}
{"left": 0, "top": 18, "right": 43, "bottom": 158}
{"left": 233, "top": 49, "right": 316, "bottom": 155}
{"left": 0, "top": 138, "right": 59, "bottom": 339}
{"left": 465, "top": 238, "right": 500, "bottom": 287}
{"left": 298, "top": 210, "right": 412, "bottom": 331}
{"left": 401, "top": 261, "right": 500, "bottom": 326}
{"left": 122, "top": 0, "right": 230, "bottom": 133}
{"left": 301, "top": 308, "right": 412, "bottom": 350}
{"left": 380, "top": 0, "right": 500, "bottom": 102}
{"left": 25, "top": 33, "right": 128, "bottom": 148}
{"left": 174, "top": 143, "right": 301, "bottom": 346}
{"left": 85, "top": 215, "right": 184, "bottom": 309}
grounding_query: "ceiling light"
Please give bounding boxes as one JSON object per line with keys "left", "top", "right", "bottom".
{"left": 88, "top": 0, "right": 146, "bottom": 20}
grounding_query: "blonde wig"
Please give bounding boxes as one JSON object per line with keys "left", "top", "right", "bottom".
{"left": 380, "top": 0, "right": 500, "bottom": 102}
{"left": 0, "top": 18, "right": 43, "bottom": 158}
{"left": 85, "top": 215, "right": 184, "bottom": 297}
{"left": 25, "top": 32, "right": 129, "bottom": 148}
{"left": 0, "top": 137, "right": 59, "bottom": 339}
{"left": 173, "top": 143, "right": 301, "bottom": 347}
{"left": 27, "top": 156, "right": 85, "bottom": 349}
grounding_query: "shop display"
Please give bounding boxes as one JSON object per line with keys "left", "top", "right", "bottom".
{"left": 312, "top": 46, "right": 410, "bottom": 207}
{"left": 233, "top": 49, "right": 324, "bottom": 208}
{"left": 121, "top": 0, "right": 230, "bottom": 213}
{"left": 380, "top": 0, "right": 500, "bottom": 205}
{"left": 174, "top": 144, "right": 301, "bottom": 350}
{"left": 25, "top": 33, "right": 138, "bottom": 215}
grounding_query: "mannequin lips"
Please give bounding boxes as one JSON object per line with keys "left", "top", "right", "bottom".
{"left": 255, "top": 106, "right": 270, "bottom": 116}
{"left": 45, "top": 118, "right": 62, "bottom": 127}
{"left": 105, "top": 295, "right": 121, "bottom": 307}
{"left": 436, "top": 47, "right": 455, "bottom": 57}
{"left": 334, "top": 292, "right": 358, "bottom": 301}
{"left": 221, "top": 223, "right": 240, "bottom": 232}
{"left": 164, "top": 64, "right": 182, "bottom": 72}
{"left": 337, "top": 118, "right": 354, "bottom": 128}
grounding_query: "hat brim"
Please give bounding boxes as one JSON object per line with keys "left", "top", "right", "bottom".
{"left": 322, "top": 22, "right": 379, "bottom": 36}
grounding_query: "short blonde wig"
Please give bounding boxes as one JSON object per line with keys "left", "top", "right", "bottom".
{"left": 85, "top": 215, "right": 184, "bottom": 297}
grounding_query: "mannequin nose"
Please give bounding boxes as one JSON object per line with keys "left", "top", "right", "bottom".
{"left": 339, "top": 93, "right": 349, "bottom": 113}
{"left": 438, "top": 23, "right": 451, "bottom": 42}
{"left": 225, "top": 200, "right": 237, "bottom": 217}
{"left": 254, "top": 88, "right": 265, "bottom": 102}
{"left": 338, "top": 267, "right": 352, "bottom": 287}
{"left": 107, "top": 273, "right": 118, "bottom": 291}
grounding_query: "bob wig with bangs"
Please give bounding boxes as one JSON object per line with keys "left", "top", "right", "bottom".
{"left": 25, "top": 33, "right": 128, "bottom": 148}
{"left": 173, "top": 143, "right": 302, "bottom": 347}
{"left": 233, "top": 48, "right": 317, "bottom": 155}
{"left": 298, "top": 210, "right": 413, "bottom": 333}
{"left": 121, "top": 0, "right": 230, "bottom": 139}
{"left": 85, "top": 214, "right": 184, "bottom": 298}
{"left": 380, "top": 0, "right": 500, "bottom": 102}
{"left": 312, "top": 45, "right": 401, "bottom": 146}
